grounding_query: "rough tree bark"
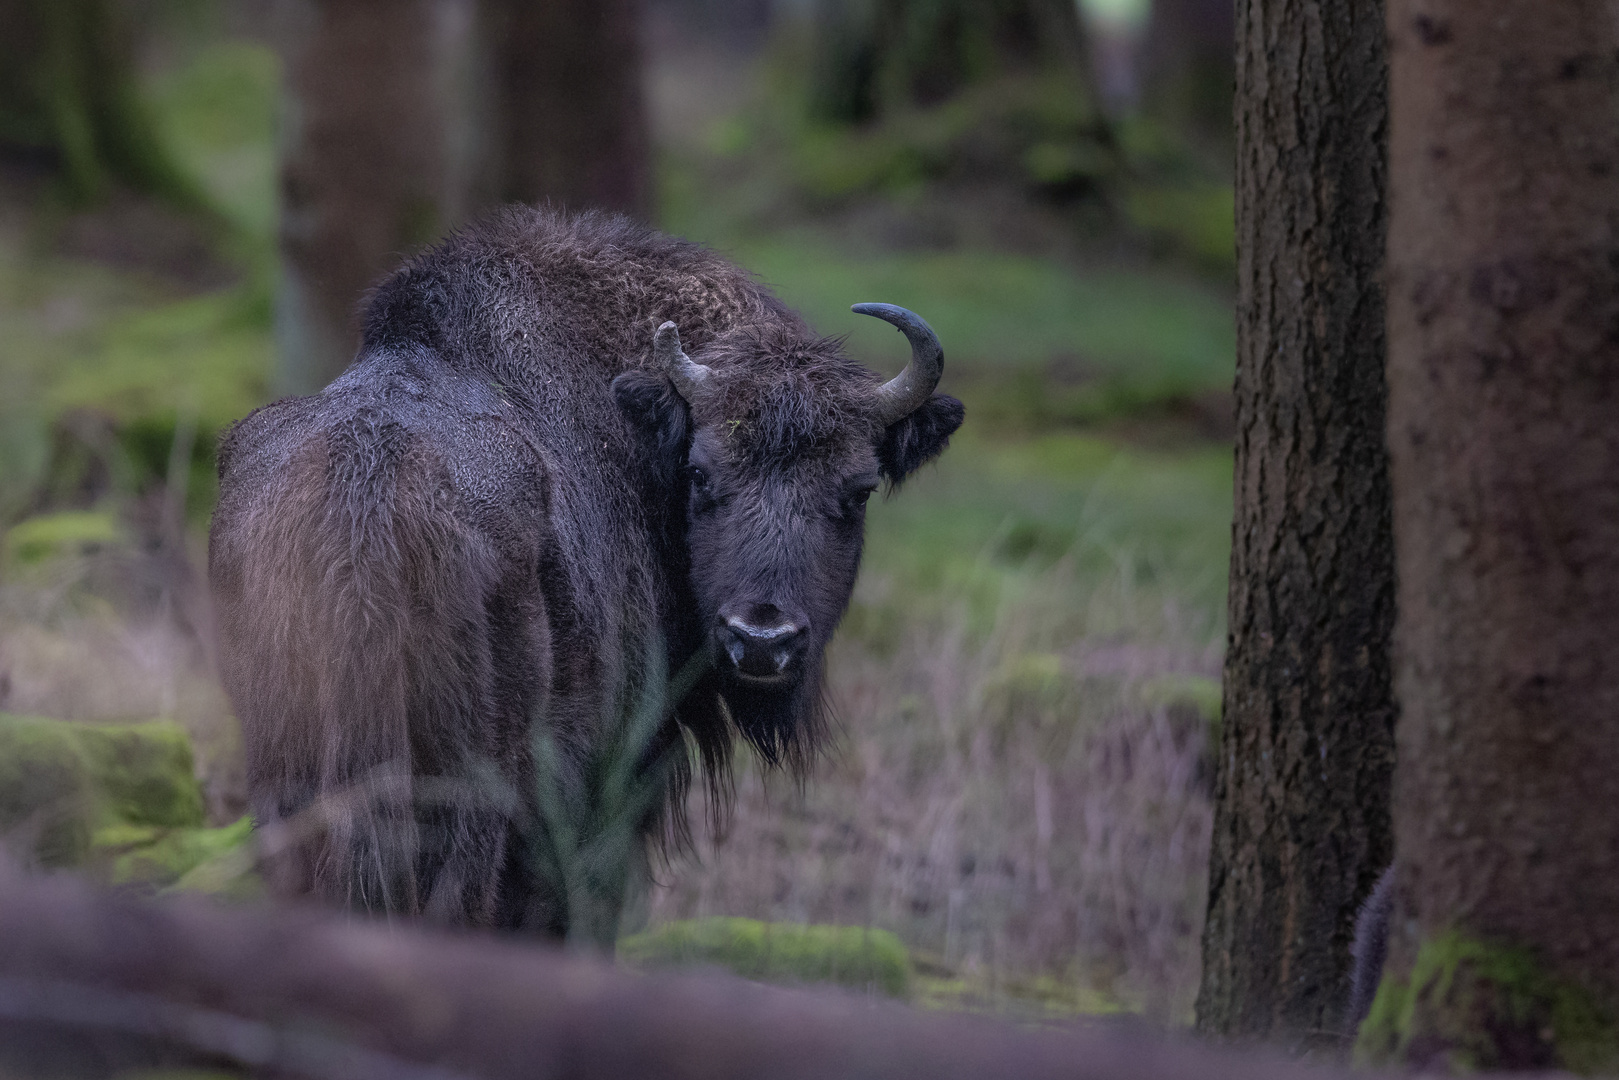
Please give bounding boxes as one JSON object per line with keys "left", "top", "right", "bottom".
{"left": 275, "top": 0, "right": 460, "bottom": 396}
{"left": 1360, "top": 1, "right": 1619, "bottom": 1071}
{"left": 477, "top": 0, "right": 651, "bottom": 218}
{"left": 1196, "top": 0, "right": 1395, "bottom": 1050}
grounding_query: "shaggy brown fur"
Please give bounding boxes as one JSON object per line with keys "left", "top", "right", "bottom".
{"left": 210, "top": 207, "right": 962, "bottom": 932}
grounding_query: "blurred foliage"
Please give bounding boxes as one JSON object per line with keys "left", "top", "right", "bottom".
{"left": 1, "top": 37, "right": 276, "bottom": 527}
{"left": 621, "top": 917, "right": 913, "bottom": 998}
{"left": 96, "top": 813, "right": 254, "bottom": 892}
{"left": 805, "top": 0, "right": 1088, "bottom": 123}
{"left": 719, "top": 237, "right": 1232, "bottom": 376}
{"left": 1122, "top": 181, "right": 1234, "bottom": 274}
{"left": 790, "top": 72, "right": 1114, "bottom": 203}
{"left": 668, "top": 0, "right": 1236, "bottom": 275}
{"left": 0, "top": 714, "right": 256, "bottom": 892}
{"left": 852, "top": 426, "right": 1233, "bottom": 640}
{"left": 719, "top": 12, "right": 1116, "bottom": 220}
{"left": 0, "top": 0, "right": 202, "bottom": 206}
{"left": 3, "top": 509, "right": 126, "bottom": 568}
{"left": 529, "top": 649, "right": 700, "bottom": 948}
{"left": 0, "top": 714, "right": 204, "bottom": 866}
{"left": 150, "top": 39, "right": 280, "bottom": 246}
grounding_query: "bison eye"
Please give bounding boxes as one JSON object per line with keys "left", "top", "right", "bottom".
{"left": 842, "top": 478, "right": 879, "bottom": 513}
{"left": 686, "top": 464, "right": 710, "bottom": 490}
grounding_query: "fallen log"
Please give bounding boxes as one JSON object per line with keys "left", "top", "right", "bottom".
{"left": 0, "top": 864, "right": 1361, "bottom": 1080}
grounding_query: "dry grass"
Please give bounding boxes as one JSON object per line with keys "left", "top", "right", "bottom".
{"left": 648, "top": 550, "right": 1220, "bottom": 1022}
{"left": 0, "top": 535, "right": 243, "bottom": 823}
{"left": 0, "top": 436, "right": 1227, "bottom": 1026}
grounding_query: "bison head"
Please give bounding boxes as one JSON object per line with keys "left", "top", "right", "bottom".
{"left": 613, "top": 304, "right": 963, "bottom": 765}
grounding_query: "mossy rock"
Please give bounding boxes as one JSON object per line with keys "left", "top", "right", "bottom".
{"left": 3, "top": 510, "right": 126, "bottom": 568}
{"left": 96, "top": 815, "right": 256, "bottom": 894}
{"left": 620, "top": 918, "right": 912, "bottom": 999}
{"left": 1356, "top": 930, "right": 1619, "bottom": 1073}
{"left": 0, "top": 714, "right": 205, "bottom": 870}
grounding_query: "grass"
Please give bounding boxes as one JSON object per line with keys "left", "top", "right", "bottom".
{"left": 647, "top": 426, "right": 1228, "bottom": 1021}
{"left": 621, "top": 918, "right": 912, "bottom": 998}
{"left": 727, "top": 237, "right": 1233, "bottom": 386}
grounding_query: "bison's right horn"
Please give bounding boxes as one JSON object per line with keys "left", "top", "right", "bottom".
{"left": 852, "top": 303, "right": 944, "bottom": 425}
{"left": 655, "top": 321, "right": 714, "bottom": 405}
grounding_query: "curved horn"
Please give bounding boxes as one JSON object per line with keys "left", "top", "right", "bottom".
{"left": 655, "top": 321, "right": 714, "bottom": 405}
{"left": 852, "top": 303, "right": 944, "bottom": 425}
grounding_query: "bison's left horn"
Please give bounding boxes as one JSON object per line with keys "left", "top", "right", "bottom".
{"left": 852, "top": 303, "right": 944, "bottom": 425}
{"left": 655, "top": 321, "right": 714, "bottom": 405}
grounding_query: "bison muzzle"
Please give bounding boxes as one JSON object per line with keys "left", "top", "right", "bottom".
{"left": 209, "top": 208, "right": 963, "bottom": 933}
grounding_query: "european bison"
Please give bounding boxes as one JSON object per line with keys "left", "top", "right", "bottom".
{"left": 209, "top": 208, "right": 963, "bottom": 932}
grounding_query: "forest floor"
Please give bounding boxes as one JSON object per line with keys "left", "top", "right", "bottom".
{"left": 0, "top": 29, "right": 1235, "bottom": 1025}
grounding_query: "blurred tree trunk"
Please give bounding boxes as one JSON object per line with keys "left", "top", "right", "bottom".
{"left": 275, "top": 0, "right": 652, "bottom": 395}
{"left": 275, "top": 0, "right": 458, "bottom": 395}
{"left": 1195, "top": 0, "right": 1393, "bottom": 1052}
{"left": 477, "top": 0, "right": 651, "bottom": 217}
{"left": 1360, "top": 1, "right": 1619, "bottom": 1070}
{"left": 1140, "top": 0, "right": 1234, "bottom": 138}
{"left": 0, "top": 0, "right": 193, "bottom": 203}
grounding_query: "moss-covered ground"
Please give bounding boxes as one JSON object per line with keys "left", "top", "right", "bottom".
{"left": 1357, "top": 931, "right": 1619, "bottom": 1074}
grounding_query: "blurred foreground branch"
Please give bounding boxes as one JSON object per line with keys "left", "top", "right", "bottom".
{"left": 0, "top": 861, "right": 1385, "bottom": 1080}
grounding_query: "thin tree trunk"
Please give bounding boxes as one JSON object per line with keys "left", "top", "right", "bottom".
{"left": 478, "top": 0, "right": 651, "bottom": 217}
{"left": 1140, "top": 0, "right": 1235, "bottom": 136}
{"left": 1362, "top": 2, "right": 1619, "bottom": 1070}
{"left": 275, "top": 0, "right": 457, "bottom": 395}
{"left": 1196, "top": 0, "right": 1394, "bottom": 1050}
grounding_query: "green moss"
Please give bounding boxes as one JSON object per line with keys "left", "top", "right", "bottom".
{"left": 1356, "top": 930, "right": 1619, "bottom": 1074}
{"left": 913, "top": 971, "right": 1132, "bottom": 1017}
{"left": 0, "top": 717, "right": 99, "bottom": 866}
{"left": 620, "top": 918, "right": 912, "bottom": 998}
{"left": 75, "top": 722, "right": 206, "bottom": 828}
{"left": 0, "top": 715, "right": 205, "bottom": 869}
{"left": 169, "top": 818, "right": 261, "bottom": 901}
{"left": 4, "top": 509, "right": 125, "bottom": 566}
{"left": 101, "top": 815, "right": 254, "bottom": 890}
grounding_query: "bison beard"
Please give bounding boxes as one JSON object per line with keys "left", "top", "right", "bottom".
{"left": 210, "top": 208, "right": 963, "bottom": 934}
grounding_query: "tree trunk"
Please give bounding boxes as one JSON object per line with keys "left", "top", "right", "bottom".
{"left": 274, "top": 0, "right": 652, "bottom": 394}
{"left": 1360, "top": 2, "right": 1619, "bottom": 1071}
{"left": 1196, "top": 0, "right": 1394, "bottom": 1051}
{"left": 275, "top": 0, "right": 459, "bottom": 396}
{"left": 477, "top": 0, "right": 651, "bottom": 218}
{"left": 1140, "top": 0, "right": 1235, "bottom": 137}
{"left": 0, "top": 0, "right": 193, "bottom": 204}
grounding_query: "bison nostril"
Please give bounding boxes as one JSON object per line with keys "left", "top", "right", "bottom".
{"left": 719, "top": 615, "right": 806, "bottom": 678}
{"left": 727, "top": 618, "right": 799, "bottom": 642}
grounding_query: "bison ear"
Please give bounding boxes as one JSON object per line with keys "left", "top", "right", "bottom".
{"left": 878, "top": 392, "right": 964, "bottom": 487}
{"left": 613, "top": 368, "right": 691, "bottom": 466}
